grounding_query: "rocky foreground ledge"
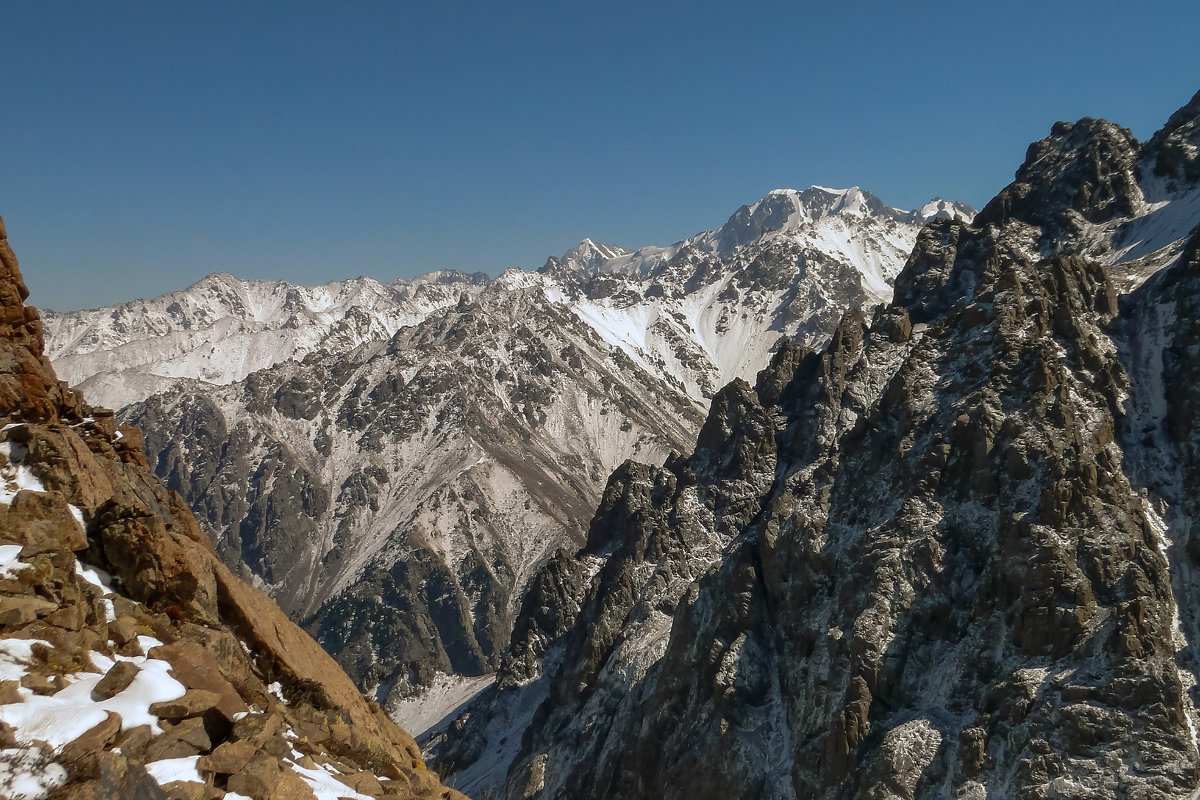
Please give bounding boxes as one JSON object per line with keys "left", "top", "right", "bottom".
{"left": 0, "top": 217, "right": 467, "bottom": 798}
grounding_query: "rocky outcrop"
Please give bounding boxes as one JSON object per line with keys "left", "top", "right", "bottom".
{"left": 0, "top": 217, "right": 466, "bottom": 799}
{"left": 430, "top": 92, "right": 1200, "bottom": 799}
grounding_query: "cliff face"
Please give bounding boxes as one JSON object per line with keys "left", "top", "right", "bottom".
{"left": 428, "top": 91, "right": 1200, "bottom": 799}
{"left": 0, "top": 219, "right": 465, "bottom": 797}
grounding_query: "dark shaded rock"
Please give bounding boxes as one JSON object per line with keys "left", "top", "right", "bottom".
{"left": 91, "top": 661, "right": 140, "bottom": 700}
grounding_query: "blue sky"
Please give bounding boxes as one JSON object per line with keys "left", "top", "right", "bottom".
{"left": 1, "top": 1, "right": 1198, "bottom": 311}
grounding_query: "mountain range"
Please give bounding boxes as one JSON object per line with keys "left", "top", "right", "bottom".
{"left": 425, "top": 90, "right": 1200, "bottom": 799}
{"left": 38, "top": 87, "right": 1200, "bottom": 799}
{"left": 42, "top": 186, "right": 969, "bottom": 725}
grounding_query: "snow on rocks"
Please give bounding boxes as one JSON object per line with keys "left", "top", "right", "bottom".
{"left": 0, "top": 746, "right": 67, "bottom": 799}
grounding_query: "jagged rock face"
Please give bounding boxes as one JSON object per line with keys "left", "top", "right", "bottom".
{"left": 44, "top": 186, "right": 964, "bottom": 719}
{"left": 0, "top": 218, "right": 465, "bottom": 798}
{"left": 429, "top": 91, "right": 1200, "bottom": 799}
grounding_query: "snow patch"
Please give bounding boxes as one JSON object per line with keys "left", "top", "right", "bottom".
{"left": 391, "top": 673, "right": 495, "bottom": 738}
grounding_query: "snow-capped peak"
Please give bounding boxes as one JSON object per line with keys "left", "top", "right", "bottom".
{"left": 712, "top": 186, "right": 899, "bottom": 254}
{"left": 917, "top": 197, "right": 976, "bottom": 223}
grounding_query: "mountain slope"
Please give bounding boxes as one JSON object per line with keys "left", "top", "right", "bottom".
{"left": 45, "top": 187, "right": 968, "bottom": 720}
{"left": 428, "top": 91, "right": 1200, "bottom": 799}
{"left": 0, "top": 217, "right": 466, "bottom": 799}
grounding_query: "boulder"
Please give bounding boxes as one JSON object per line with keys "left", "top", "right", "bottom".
{"left": 0, "top": 489, "right": 86, "bottom": 554}
{"left": 92, "top": 660, "right": 140, "bottom": 700}
{"left": 148, "top": 689, "right": 221, "bottom": 720}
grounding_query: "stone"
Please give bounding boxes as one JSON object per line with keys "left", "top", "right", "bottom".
{"left": 95, "top": 513, "right": 220, "bottom": 625}
{"left": 59, "top": 711, "right": 121, "bottom": 765}
{"left": 0, "top": 680, "right": 20, "bottom": 704}
{"left": 197, "top": 739, "right": 257, "bottom": 774}
{"left": 162, "top": 716, "right": 212, "bottom": 751}
{"left": 92, "top": 660, "right": 140, "bottom": 699}
{"left": 141, "top": 728, "right": 205, "bottom": 762}
{"left": 20, "top": 670, "right": 59, "bottom": 694}
{"left": 335, "top": 771, "right": 383, "bottom": 795}
{"left": 114, "top": 724, "right": 155, "bottom": 758}
{"left": 148, "top": 689, "right": 221, "bottom": 720}
{"left": 226, "top": 753, "right": 282, "bottom": 800}
{"left": 269, "top": 768, "right": 318, "bottom": 800}
{"left": 158, "top": 782, "right": 208, "bottom": 800}
{"left": 45, "top": 600, "right": 85, "bottom": 630}
{"left": 95, "top": 749, "right": 169, "bottom": 800}
{"left": 148, "top": 641, "right": 248, "bottom": 720}
{"left": 231, "top": 711, "right": 285, "bottom": 746}
{"left": 107, "top": 615, "right": 143, "bottom": 646}
{"left": 0, "top": 489, "right": 87, "bottom": 554}
{"left": 0, "top": 594, "right": 58, "bottom": 627}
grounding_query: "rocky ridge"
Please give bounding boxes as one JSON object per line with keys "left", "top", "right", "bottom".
{"left": 426, "top": 91, "right": 1200, "bottom": 799}
{"left": 0, "top": 218, "right": 465, "bottom": 799}
{"left": 42, "top": 271, "right": 489, "bottom": 411}
{"left": 44, "top": 187, "right": 968, "bottom": 720}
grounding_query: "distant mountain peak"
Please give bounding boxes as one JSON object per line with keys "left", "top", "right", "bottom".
{"left": 714, "top": 186, "right": 893, "bottom": 252}
{"left": 917, "top": 197, "right": 976, "bottom": 223}
{"left": 540, "top": 238, "right": 632, "bottom": 277}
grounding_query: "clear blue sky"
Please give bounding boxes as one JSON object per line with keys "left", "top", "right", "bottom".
{"left": 2, "top": 1, "right": 1198, "bottom": 311}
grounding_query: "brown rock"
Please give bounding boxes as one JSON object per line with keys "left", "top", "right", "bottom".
{"left": 0, "top": 488, "right": 86, "bottom": 554}
{"left": 114, "top": 724, "right": 155, "bottom": 759}
{"left": 107, "top": 615, "right": 144, "bottom": 646}
{"left": 269, "top": 768, "right": 318, "bottom": 800}
{"left": 92, "top": 660, "right": 140, "bottom": 700}
{"left": 226, "top": 753, "right": 282, "bottom": 800}
{"left": 148, "top": 641, "right": 248, "bottom": 721}
{"left": 179, "top": 624, "right": 268, "bottom": 705}
{"left": 6, "top": 425, "right": 115, "bottom": 515}
{"left": 20, "top": 670, "right": 59, "bottom": 695}
{"left": 32, "top": 635, "right": 86, "bottom": 671}
{"left": 336, "top": 771, "right": 383, "bottom": 796}
{"left": 232, "top": 711, "right": 285, "bottom": 746}
{"left": 48, "top": 779, "right": 102, "bottom": 800}
{"left": 149, "top": 689, "right": 221, "bottom": 720}
{"left": 405, "top": 768, "right": 442, "bottom": 795}
{"left": 113, "top": 426, "right": 147, "bottom": 467}
{"left": 158, "top": 782, "right": 208, "bottom": 800}
{"left": 59, "top": 710, "right": 121, "bottom": 764}
{"left": 163, "top": 716, "right": 212, "bottom": 751}
{"left": 78, "top": 625, "right": 105, "bottom": 655}
{"left": 45, "top": 601, "right": 86, "bottom": 630}
{"left": 0, "top": 594, "right": 58, "bottom": 627}
{"left": 96, "top": 512, "right": 220, "bottom": 626}
{"left": 197, "top": 738, "right": 258, "bottom": 775}
{"left": 0, "top": 679, "right": 20, "bottom": 704}
{"left": 213, "top": 568, "right": 423, "bottom": 767}
{"left": 96, "top": 749, "right": 169, "bottom": 800}
{"left": 142, "top": 727, "right": 206, "bottom": 762}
